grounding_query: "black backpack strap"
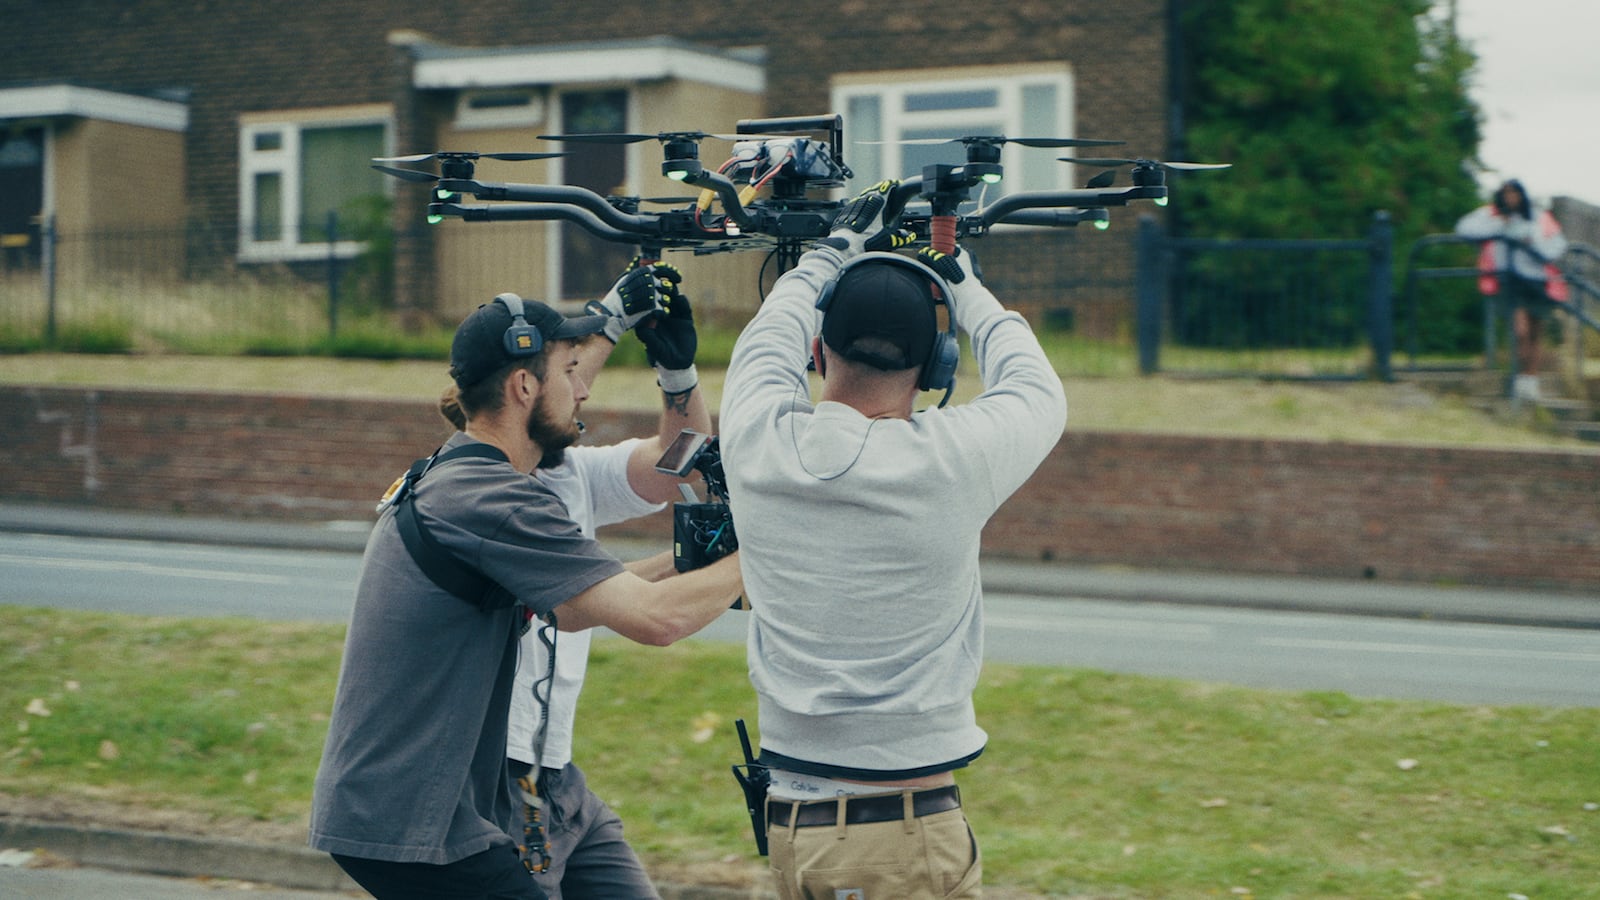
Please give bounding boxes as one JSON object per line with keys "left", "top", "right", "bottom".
{"left": 389, "top": 442, "right": 515, "bottom": 610}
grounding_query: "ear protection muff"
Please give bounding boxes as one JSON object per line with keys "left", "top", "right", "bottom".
{"left": 494, "top": 292, "right": 544, "bottom": 358}
{"left": 814, "top": 252, "right": 959, "bottom": 404}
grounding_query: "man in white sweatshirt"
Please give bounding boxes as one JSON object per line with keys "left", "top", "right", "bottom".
{"left": 719, "top": 183, "right": 1069, "bottom": 900}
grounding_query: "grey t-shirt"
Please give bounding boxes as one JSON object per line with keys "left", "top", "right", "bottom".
{"left": 309, "top": 434, "right": 624, "bottom": 864}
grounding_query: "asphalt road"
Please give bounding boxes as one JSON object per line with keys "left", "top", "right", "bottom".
{"left": 5, "top": 529, "right": 1599, "bottom": 707}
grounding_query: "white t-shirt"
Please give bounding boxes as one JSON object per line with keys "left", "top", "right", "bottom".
{"left": 506, "top": 437, "right": 663, "bottom": 767}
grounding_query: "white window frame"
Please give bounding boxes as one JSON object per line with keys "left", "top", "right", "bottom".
{"left": 237, "top": 106, "right": 393, "bottom": 263}
{"left": 453, "top": 87, "right": 548, "bottom": 131}
{"left": 831, "top": 65, "right": 1076, "bottom": 206}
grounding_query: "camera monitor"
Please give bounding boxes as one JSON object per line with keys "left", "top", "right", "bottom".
{"left": 654, "top": 429, "right": 711, "bottom": 477}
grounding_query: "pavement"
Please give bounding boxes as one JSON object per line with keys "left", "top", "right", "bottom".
{"left": 1, "top": 500, "right": 1597, "bottom": 897}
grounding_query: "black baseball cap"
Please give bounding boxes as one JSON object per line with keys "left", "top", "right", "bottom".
{"left": 449, "top": 295, "right": 608, "bottom": 388}
{"left": 820, "top": 260, "right": 938, "bottom": 371}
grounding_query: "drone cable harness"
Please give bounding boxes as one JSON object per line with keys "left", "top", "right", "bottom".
{"left": 694, "top": 144, "right": 798, "bottom": 235}
{"left": 516, "top": 620, "right": 558, "bottom": 875}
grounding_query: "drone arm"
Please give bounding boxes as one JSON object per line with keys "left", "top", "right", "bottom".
{"left": 978, "top": 186, "right": 1164, "bottom": 226}
{"left": 990, "top": 209, "right": 1108, "bottom": 229}
{"left": 431, "top": 202, "right": 650, "bottom": 243}
{"left": 880, "top": 177, "right": 926, "bottom": 231}
{"left": 456, "top": 181, "right": 655, "bottom": 234}
{"left": 678, "top": 169, "right": 758, "bottom": 231}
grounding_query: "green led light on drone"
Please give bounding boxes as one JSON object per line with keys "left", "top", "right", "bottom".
{"left": 666, "top": 170, "right": 690, "bottom": 181}
{"left": 980, "top": 172, "right": 1002, "bottom": 184}
{"left": 1094, "top": 217, "right": 1111, "bottom": 231}
{"left": 427, "top": 213, "right": 444, "bottom": 225}
{"left": 435, "top": 188, "right": 454, "bottom": 201}
{"left": 1154, "top": 196, "right": 1169, "bottom": 207}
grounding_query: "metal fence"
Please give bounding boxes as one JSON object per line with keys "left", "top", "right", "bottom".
{"left": 0, "top": 217, "right": 392, "bottom": 354}
{"left": 26, "top": 212, "right": 1563, "bottom": 393}
{"left": 1399, "top": 232, "right": 1600, "bottom": 395}
{"left": 1134, "top": 213, "right": 1396, "bottom": 380}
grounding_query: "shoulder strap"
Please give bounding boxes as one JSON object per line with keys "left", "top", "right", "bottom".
{"left": 391, "top": 442, "right": 514, "bottom": 610}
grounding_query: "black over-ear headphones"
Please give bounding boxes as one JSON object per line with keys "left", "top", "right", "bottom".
{"left": 493, "top": 292, "right": 544, "bottom": 358}
{"left": 814, "top": 252, "right": 959, "bottom": 402}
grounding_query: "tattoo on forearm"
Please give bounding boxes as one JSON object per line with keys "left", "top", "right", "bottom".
{"left": 662, "top": 389, "right": 693, "bottom": 416}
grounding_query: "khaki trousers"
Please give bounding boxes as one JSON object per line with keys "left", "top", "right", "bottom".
{"left": 765, "top": 794, "right": 982, "bottom": 900}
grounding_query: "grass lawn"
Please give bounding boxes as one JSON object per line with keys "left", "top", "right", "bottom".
{"left": 3, "top": 606, "right": 1596, "bottom": 898}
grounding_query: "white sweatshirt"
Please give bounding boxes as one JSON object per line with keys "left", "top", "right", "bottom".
{"left": 719, "top": 243, "right": 1067, "bottom": 777}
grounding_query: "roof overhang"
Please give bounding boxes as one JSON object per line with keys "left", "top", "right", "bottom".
{"left": 0, "top": 84, "right": 188, "bottom": 131}
{"left": 406, "top": 35, "right": 766, "bottom": 93}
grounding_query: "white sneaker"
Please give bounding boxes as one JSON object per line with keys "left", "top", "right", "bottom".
{"left": 1513, "top": 374, "right": 1541, "bottom": 401}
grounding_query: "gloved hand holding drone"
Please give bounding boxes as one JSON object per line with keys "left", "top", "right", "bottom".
{"left": 586, "top": 259, "right": 677, "bottom": 343}
{"left": 817, "top": 180, "right": 916, "bottom": 257}
{"left": 586, "top": 258, "right": 700, "bottom": 395}
{"left": 635, "top": 262, "right": 699, "bottom": 395}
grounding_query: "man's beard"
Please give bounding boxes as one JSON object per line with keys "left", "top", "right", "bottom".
{"left": 526, "top": 398, "right": 582, "bottom": 470}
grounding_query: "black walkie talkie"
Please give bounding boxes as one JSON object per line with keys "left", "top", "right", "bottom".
{"left": 730, "top": 718, "right": 770, "bottom": 856}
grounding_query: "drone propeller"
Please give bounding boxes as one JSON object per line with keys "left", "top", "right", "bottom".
{"left": 372, "top": 164, "right": 444, "bottom": 184}
{"left": 372, "top": 150, "right": 569, "bottom": 185}
{"left": 870, "top": 135, "right": 1126, "bottom": 149}
{"left": 1058, "top": 157, "right": 1232, "bottom": 170}
{"left": 374, "top": 151, "right": 568, "bottom": 164}
{"left": 1059, "top": 157, "right": 1231, "bottom": 189}
{"left": 538, "top": 130, "right": 784, "bottom": 145}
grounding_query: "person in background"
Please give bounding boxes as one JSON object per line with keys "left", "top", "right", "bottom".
{"left": 1455, "top": 178, "right": 1570, "bottom": 401}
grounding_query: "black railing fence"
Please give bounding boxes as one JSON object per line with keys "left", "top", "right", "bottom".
{"left": 1400, "top": 232, "right": 1600, "bottom": 395}
{"left": 1135, "top": 212, "right": 1396, "bottom": 380}
{"left": 7, "top": 211, "right": 1592, "bottom": 390}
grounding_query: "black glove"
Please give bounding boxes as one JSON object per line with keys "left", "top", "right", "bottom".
{"left": 585, "top": 259, "right": 680, "bottom": 343}
{"left": 818, "top": 181, "right": 916, "bottom": 256}
{"left": 638, "top": 281, "right": 697, "bottom": 372}
{"left": 637, "top": 272, "right": 698, "bottom": 393}
{"left": 916, "top": 245, "right": 982, "bottom": 285}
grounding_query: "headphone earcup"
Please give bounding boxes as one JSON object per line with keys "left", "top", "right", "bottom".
{"left": 502, "top": 326, "right": 541, "bottom": 357}
{"left": 921, "top": 332, "right": 959, "bottom": 392}
{"left": 495, "top": 293, "right": 543, "bottom": 357}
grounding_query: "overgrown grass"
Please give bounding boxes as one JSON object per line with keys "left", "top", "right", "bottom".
{"left": 3, "top": 606, "right": 1595, "bottom": 898}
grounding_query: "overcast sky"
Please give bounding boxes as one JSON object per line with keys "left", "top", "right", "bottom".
{"left": 1453, "top": 0, "right": 1600, "bottom": 206}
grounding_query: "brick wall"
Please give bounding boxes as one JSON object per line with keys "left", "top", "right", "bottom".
{"left": 5, "top": 386, "right": 1597, "bottom": 591}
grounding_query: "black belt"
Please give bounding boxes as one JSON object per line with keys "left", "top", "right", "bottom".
{"left": 767, "top": 785, "right": 961, "bottom": 828}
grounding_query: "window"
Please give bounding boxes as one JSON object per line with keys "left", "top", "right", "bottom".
{"left": 239, "top": 111, "right": 391, "bottom": 261}
{"left": 832, "top": 68, "right": 1074, "bottom": 211}
{"left": 454, "top": 88, "right": 546, "bottom": 131}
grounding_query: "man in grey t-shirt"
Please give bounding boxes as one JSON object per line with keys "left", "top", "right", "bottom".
{"left": 310, "top": 286, "right": 743, "bottom": 900}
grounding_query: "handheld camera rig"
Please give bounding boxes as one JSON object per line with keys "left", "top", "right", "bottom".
{"left": 654, "top": 429, "right": 736, "bottom": 572}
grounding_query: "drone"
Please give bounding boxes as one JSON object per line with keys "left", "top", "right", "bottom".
{"left": 372, "top": 114, "right": 1228, "bottom": 271}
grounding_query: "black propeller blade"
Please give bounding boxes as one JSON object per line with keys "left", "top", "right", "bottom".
{"left": 537, "top": 130, "right": 783, "bottom": 145}
{"left": 371, "top": 150, "right": 569, "bottom": 184}
{"left": 1061, "top": 157, "right": 1231, "bottom": 189}
{"left": 372, "top": 164, "right": 443, "bottom": 184}
{"left": 1058, "top": 157, "right": 1232, "bottom": 171}
{"left": 371, "top": 150, "right": 572, "bottom": 162}
{"left": 871, "top": 135, "right": 1126, "bottom": 149}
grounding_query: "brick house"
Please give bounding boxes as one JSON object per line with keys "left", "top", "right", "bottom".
{"left": 0, "top": 0, "right": 1174, "bottom": 332}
